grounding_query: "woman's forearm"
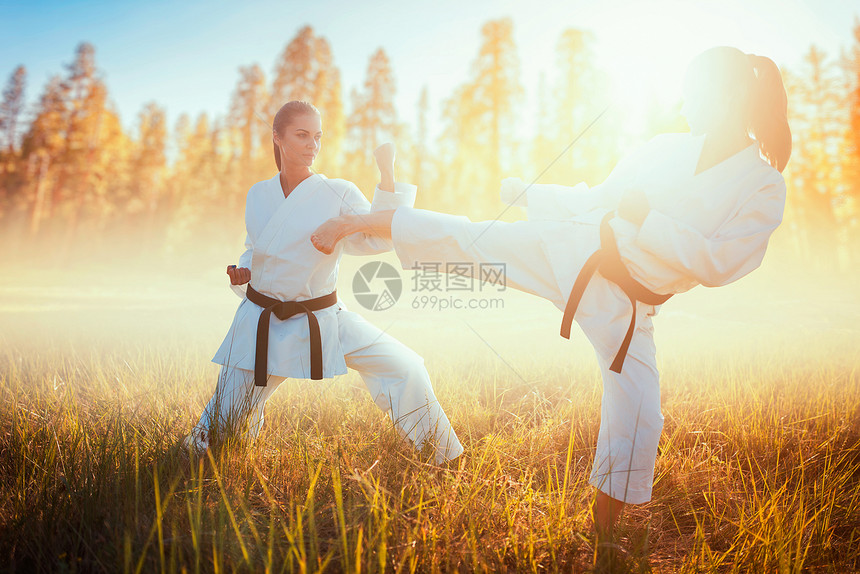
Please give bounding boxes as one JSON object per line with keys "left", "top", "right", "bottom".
{"left": 375, "top": 143, "right": 396, "bottom": 193}
{"left": 379, "top": 168, "right": 395, "bottom": 193}
{"left": 311, "top": 210, "right": 396, "bottom": 254}
{"left": 347, "top": 210, "right": 395, "bottom": 240}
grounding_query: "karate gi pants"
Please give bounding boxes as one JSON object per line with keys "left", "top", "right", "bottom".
{"left": 392, "top": 207, "right": 663, "bottom": 504}
{"left": 192, "top": 308, "right": 464, "bottom": 464}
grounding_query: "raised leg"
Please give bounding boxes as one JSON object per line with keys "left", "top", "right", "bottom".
{"left": 314, "top": 209, "right": 577, "bottom": 309}
{"left": 391, "top": 209, "right": 576, "bottom": 307}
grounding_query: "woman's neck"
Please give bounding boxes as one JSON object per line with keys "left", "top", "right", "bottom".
{"left": 279, "top": 167, "right": 313, "bottom": 198}
{"left": 696, "top": 129, "right": 754, "bottom": 175}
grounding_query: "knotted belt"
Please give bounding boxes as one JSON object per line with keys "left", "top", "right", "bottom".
{"left": 560, "top": 212, "right": 672, "bottom": 374}
{"left": 245, "top": 285, "right": 339, "bottom": 386}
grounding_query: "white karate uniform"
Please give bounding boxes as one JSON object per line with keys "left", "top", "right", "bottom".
{"left": 391, "top": 133, "right": 786, "bottom": 502}
{"left": 191, "top": 173, "right": 464, "bottom": 463}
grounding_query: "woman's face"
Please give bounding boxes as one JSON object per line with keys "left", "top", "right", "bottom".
{"left": 274, "top": 113, "right": 322, "bottom": 168}
{"left": 680, "top": 51, "right": 747, "bottom": 137}
{"left": 680, "top": 64, "right": 719, "bottom": 136}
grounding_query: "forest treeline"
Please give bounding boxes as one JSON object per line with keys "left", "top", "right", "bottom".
{"left": 0, "top": 20, "right": 858, "bottom": 269}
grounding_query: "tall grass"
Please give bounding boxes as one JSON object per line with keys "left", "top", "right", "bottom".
{"left": 2, "top": 259, "right": 859, "bottom": 572}
{"left": 1, "top": 334, "right": 858, "bottom": 573}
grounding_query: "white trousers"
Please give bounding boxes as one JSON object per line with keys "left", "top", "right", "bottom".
{"left": 392, "top": 207, "right": 663, "bottom": 504}
{"left": 191, "top": 309, "right": 464, "bottom": 464}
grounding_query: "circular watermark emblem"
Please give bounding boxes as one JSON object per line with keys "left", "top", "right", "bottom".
{"left": 352, "top": 261, "right": 402, "bottom": 311}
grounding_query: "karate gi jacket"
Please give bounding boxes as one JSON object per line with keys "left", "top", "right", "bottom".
{"left": 211, "top": 173, "right": 416, "bottom": 379}
{"left": 523, "top": 132, "right": 786, "bottom": 298}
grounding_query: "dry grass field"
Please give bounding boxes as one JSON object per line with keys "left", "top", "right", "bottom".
{"left": 1, "top": 252, "right": 858, "bottom": 573}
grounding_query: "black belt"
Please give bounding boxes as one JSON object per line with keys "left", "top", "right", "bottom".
{"left": 560, "top": 212, "right": 672, "bottom": 373}
{"left": 245, "top": 285, "right": 339, "bottom": 386}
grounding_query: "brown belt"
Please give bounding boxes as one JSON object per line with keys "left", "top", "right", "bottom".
{"left": 246, "top": 285, "right": 339, "bottom": 386}
{"left": 560, "top": 212, "right": 672, "bottom": 373}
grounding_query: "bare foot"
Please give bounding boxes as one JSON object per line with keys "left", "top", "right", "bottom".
{"left": 310, "top": 217, "right": 347, "bottom": 254}
{"left": 374, "top": 143, "right": 396, "bottom": 173}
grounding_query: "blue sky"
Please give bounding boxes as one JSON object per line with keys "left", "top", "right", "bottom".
{"left": 1, "top": 0, "right": 856, "bottom": 142}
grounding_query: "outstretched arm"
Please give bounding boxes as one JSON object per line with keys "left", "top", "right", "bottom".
{"left": 377, "top": 143, "right": 395, "bottom": 192}
{"left": 325, "top": 143, "right": 411, "bottom": 256}
{"left": 312, "top": 209, "right": 396, "bottom": 255}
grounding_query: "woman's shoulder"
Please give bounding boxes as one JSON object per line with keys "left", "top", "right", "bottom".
{"left": 755, "top": 165, "right": 786, "bottom": 199}
{"left": 319, "top": 176, "right": 360, "bottom": 196}
{"left": 752, "top": 150, "right": 787, "bottom": 186}
{"left": 248, "top": 174, "right": 279, "bottom": 196}
{"left": 743, "top": 155, "right": 786, "bottom": 209}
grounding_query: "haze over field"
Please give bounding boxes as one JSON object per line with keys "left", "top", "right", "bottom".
{"left": 2, "top": 1, "right": 860, "bottom": 572}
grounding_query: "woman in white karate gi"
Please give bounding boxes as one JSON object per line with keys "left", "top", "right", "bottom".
{"left": 185, "top": 101, "right": 463, "bottom": 464}
{"left": 309, "top": 47, "right": 791, "bottom": 533}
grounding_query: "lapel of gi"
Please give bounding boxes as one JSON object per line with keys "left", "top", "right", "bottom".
{"left": 251, "top": 173, "right": 326, "bottom": 286}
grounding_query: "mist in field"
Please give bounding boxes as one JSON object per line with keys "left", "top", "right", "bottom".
{"left": 2, "top": 228, "right": 858, "bottom": 572}
{"left": 2, "top": 6, "right": 860, "bottom": 570}
{"left": 3, "top": 220, "right": 856, "bottom": 363}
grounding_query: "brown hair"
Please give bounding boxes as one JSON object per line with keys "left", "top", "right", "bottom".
{"left": 272, "top": 100, "right": 320, "bottom": 170}
{"left": 690, "top": 47, "right": 792, "bottom": 172}
{"left": 746, "top": 54, "right": 791, "bottom": 172}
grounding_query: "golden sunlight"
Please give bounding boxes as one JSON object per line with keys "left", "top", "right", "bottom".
{"left": 1, "top": 1, "right": 859, "bottom": 571}
{"left": 586, "top": 0, "right": 806, "bottom": 129}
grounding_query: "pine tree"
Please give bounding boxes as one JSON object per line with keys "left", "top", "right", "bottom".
{"left": 20, "top": 75, "right": 66, "bottom": 235}
{"left": 270, "top": 26, "right": 315, "bottom": 110}
{"left": 130, "top": 102, "right": 167, "bottom": 223}
{"left": 0, "top": 66, "right": 26, "bottom": 154}
{"left": 309, "top": 36, "right": 342, "bottom": 175}
{"left": 57, "top": 43, "right": 112, "bottom": 246}
{"left": 345, "top": 48, "right": 399, "bottom": 193}
{"left": 0, "top": 65, "right": 27, "bottom": 217}
{"left": 438, "top": 18, "right": 523, "bottom": 216}
{"left": 551, "top": 28, "right": 618, "bottom": 186}
{"left": 165, "top": 112, "right": 221, "bottom": 255}
{"left": 228, "top": 64, "right": 271, "bottom": 172}
{"left": 784, "top": 46, "right": 844, "bottom": 269}
{"left": 471, "top": 18, "right": 522, "bottom": 179}
{"left": 842, "top": 18, "right": 860, "bottom": 263}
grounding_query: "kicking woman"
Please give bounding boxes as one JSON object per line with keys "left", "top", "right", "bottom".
{"left": 309, "top": 47, "right": 790, "bottom": 533}
{"left": 185, "top": 101, "right": 463, "bottom": 464}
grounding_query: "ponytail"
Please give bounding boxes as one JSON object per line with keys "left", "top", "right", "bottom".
{"left": 747, "top": 54, "right": 792, "bottom": 172}
{"left": 271, "top": 100, "right": 320, "bottom": 171}
{"left": 273, "top": 140, "right": 281, "bottom": 171}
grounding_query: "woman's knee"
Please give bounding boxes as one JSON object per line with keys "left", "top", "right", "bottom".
{"left": 374, "top": 345, "right": 431, "bottom": 384}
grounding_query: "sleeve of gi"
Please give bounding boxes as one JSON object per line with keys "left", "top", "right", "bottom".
{"left": 340, "top": 181, "right": 417, "bottom": 255}
{"left": 634, "top": 178, "right": 786, "bottom": 288}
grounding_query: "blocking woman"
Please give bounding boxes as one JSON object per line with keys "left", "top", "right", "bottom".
{"left": 185, "top": 101, "right": 463, "bottom": 464}
{"left": 309, "top": 47, "right": 791, "bottom": 532}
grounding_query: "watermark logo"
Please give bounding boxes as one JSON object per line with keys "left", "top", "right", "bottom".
{"left": 352, "top": 260, "right": 507, "bottom": 312}
{"left": 352, "top": 261, "right": 403, "bottom": 311}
